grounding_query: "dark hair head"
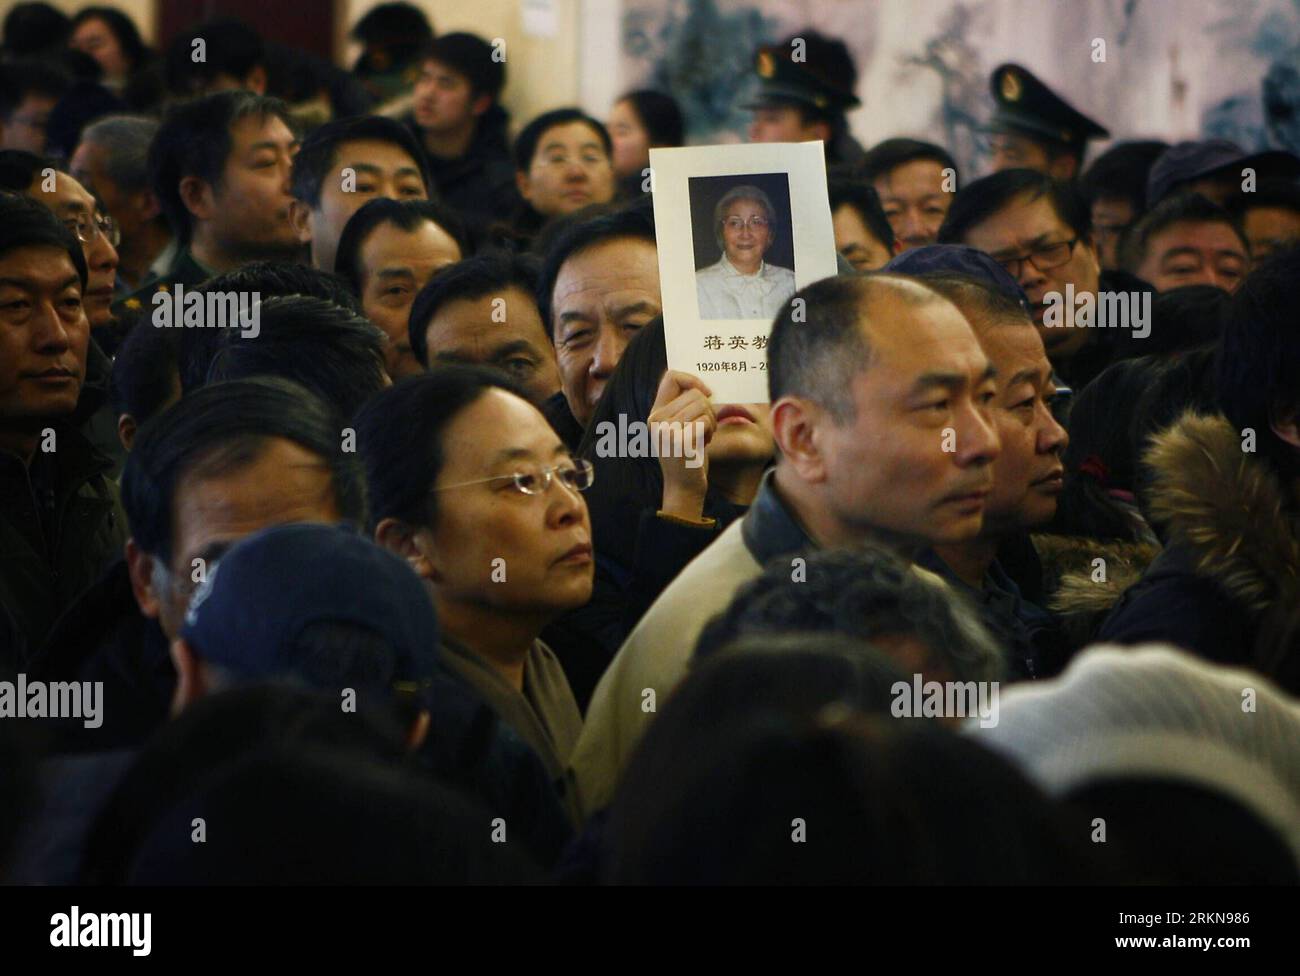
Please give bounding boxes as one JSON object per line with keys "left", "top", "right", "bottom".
{"left": 1078, "top": 140, "right": 1170, "bottom": 211}
{"left": 408, "top": 249, "right": 542, "bottom": 366}
{"left": 77, "top": 115, "right": 158, "bottom": 193}
{"left": 828, "top": 177, "right": 896, "bottom": 253}
{"left": 44, "top": 78, "right": 125, "bottom": 162}
{"left": 1216, "top": 244, "right": 1300, "bottom": 476}
{"left": 769, "top": 274, "right": 944, "bottom": 422}
{"left": 1052, "top": 355, "right": 1173, "bottom": 541}
{"left": 178, "top": 262, "right": 363, "bottom": 393}
{"left": 0, "top": 190, "right": 89, "bottom": 288}
{"left": 938, "top": 168, "right": 1092, "bottom": 246}
{"left": 2, "top": 3, "right": 70, "bottom": 57}
{"left": 353, "top": 366, "right": 527, "bottom": 532}
{"left": 149, "top": 90, "right": 293, "bottom": 244}
{"left": 1141, "top": 284, "right": 1231, "bottom": 358}
{"left": 1229, "top": 179, "right": 1300, "bottom": 220}
{"left": 0, "top": 58, "right": 71, "bottom": 121}
{"left": 695, "top": 545, "right": 1006, "bottom": 682}
{"left": 1120, "top": 192, "right": 1248, "bottom": 274}
{"left": 351, "top": 2, "right": 434, "bottom": 44}
{"left": 607, "top": 699, "right": 1096, "bottom": 884}
{"left": 536, "top": 200, "right": 656, "bottom": 339}
{"left": 0, "top": 148, "right": 51, "bottom": 192}
{"left": 121, "top": 377, "right": 367, "bottom": 564}
{"left": 861, "top": 137, "right": 958, "bottom": 185}
{"left": 108, "top": 316, "right": 180, "bottom": 422}
{"left": 513, "top": 107, "right": 611, "bottom": 172}
{"left": 78, "top": 683, "right": 411, "bottom": 885}
{"left": 289, "top": 114, "right": 430, "bottom": 209}
{"left": 917, "top": 271, "right": 1030, "bottom": 327}
{"left": 333, "top": 196, "right": 470, "bottom": 294}
{"left": 202, "top": 295, "right": 389, "bottom": 422}
{"left": 616, "top": 89, "right": 685, "bottom": 147}
{"left": 419, "top": 32, "right": 505, "bottom": 101}
{"left": 163, "top": 19, "right": 264, "bottom": 97}
{"left": 70, "top": 7, "right": 150, "bottom": 71}
{"left": 124, "top": 744, "right": 541, "bottom": 884}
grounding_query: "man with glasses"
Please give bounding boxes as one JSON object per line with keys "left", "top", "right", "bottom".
{"left": 939, "top": 168, "right": 1151, "bottom": 391}
{"left": 0, "top": 151, "right": 122, "bottom": 334}
{"left": 357, "top": 366, "right": 592, "bottom": 789}
{"left": 695, "top": 184, "right": 796, "bottom": 320}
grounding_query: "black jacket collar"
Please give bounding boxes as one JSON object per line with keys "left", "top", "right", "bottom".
{"left": 740, "top": 470, "right": 815, "bottom": 565}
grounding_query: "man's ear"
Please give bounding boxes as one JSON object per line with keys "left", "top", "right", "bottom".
{"left": 243, "top": 65, "right": 268, "bottom": 95}
{"left": 167, "top": 636, "right": 205, "bottom": 716}
{"left": 515, "top": 169, "right": 532, "bottom": 203}
{"left": 375, "top": 518, "right": 440, "bottom": 582}
{"left": 125, "top": 537, "right": 163, "bottom": 619}
{"left": 1269, "top": 404, "right": 1300, "bottom": 452}
{"left": 771, "top": 395, "right": 829, "bottom": 484}
{"left": 287, "top": 198, "right": 314, "bottom": 245}
{"left": 178, "top": 175, "right": 215, "bottom": 223}
{"left": 471, "top": 93, "right": 492, "bottom": 118}
{"left": 406, "top": 709, "right": 431, "bottom": 751}
{"left": 117, "top": 413, "right": 137, "bottom": 453}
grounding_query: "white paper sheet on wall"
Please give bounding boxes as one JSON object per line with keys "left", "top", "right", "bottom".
{"left": 522, "top": 0, "right": 560, "bottom": 38}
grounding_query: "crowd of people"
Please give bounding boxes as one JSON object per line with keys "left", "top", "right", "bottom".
{"left": 1, "top": 2, "right": 1298, "bottom": 886}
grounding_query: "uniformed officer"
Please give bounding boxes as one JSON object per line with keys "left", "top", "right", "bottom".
{"left": 984, "top": 63, "right": 1109, "bottom": 181}
{"left": 743, "top": 30, "right": 865, "bottom": 168}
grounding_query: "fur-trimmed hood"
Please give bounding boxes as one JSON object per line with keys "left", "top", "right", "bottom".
{"left": 1142, "top": 412, "right": 1300, "bottom": 618}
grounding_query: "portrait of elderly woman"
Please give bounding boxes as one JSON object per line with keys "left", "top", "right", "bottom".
{"left": 695, "top": 183, "right": 796, "bottom": 320}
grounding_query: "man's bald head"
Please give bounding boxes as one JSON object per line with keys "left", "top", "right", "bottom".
{"left": 768, "top": 273, "right": 963, "bottom": 421}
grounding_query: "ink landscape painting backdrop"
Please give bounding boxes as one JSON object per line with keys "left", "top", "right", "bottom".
{"left": 610, "top": 0, "right": 1300, "bottom": 178}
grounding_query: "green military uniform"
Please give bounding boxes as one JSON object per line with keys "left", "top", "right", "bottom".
{"left": 111, "top": 246, "right": 216, "bottom": 321}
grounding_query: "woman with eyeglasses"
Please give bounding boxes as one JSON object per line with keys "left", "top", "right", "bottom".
{"left": 695, "top": 184, "right": 796, "bottom": 320}
{"left": 356, "top": 365, "right": 595, "bottom": 810}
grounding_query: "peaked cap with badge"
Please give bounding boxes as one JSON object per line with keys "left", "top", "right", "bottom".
{"left": 987, "top": 63, "right": 1109, "bottom": 154}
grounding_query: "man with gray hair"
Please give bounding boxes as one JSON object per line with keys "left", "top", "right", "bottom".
{"left": 70, "top": 115, "right": 175, "bottom": 292}
{"left": 695, "top": 183, "right": 796, "bottom": 319}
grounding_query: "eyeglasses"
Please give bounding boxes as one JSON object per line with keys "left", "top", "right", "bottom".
{"left": 722, "top": 216, "right": 770, "bottom": 232}
{"left": 64, "top": 211, "right": 121, "bottom": 248}
{"left": 431, "top": 458, "right": 595, "bottom": 496}
{"left": 994, "top": 238, "right": 1078, "bottom": 277}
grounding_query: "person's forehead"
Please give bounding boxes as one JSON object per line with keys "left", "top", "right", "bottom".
{"left": 438, "top": 288, "right": 543, "bottom": 331}
{"left": 441, "top": 389, "right": 557, "bottom": 465}
{"left": 977, "top": 322, "right": 1048, "bottom": 379}
{"left": 724, "top": 197, "right": 767, "bottom": 213}
{"left": 1150, "top": 220, "right": 1245, "bottom": 255}
{"left": 876, "top": 158, "right": 946, "bottom": 195}
{"left": 864, "top": 297, "right": 985, "bottom": 376}
{"left": 333, "top": 138, "right": 421, "bottom": 175}
{"left": 363, "top": 220, "right": 458, "bottom": 267}
{"left": 555, "top": 238, "right": 658, "bottom": 301}
{"left": 537, "top": 122, "right": 603, "bottom": 153}
{"left": 37, "top": 172, "right": 95, "bottom": 213}
{"left": 970, "top": 192, "right": 1066, "bottom": 246}
{"left": 230, "top": 112, "right": 295, "bottom": 149}
{"left": 0, "top": 245, "right": 79, "bottom": 286}
{"left": 422, "top": 57, "right": 470, "bottom": 82}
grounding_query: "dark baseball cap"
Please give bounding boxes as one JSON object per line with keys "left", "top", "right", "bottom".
{"left": 1146, "top": 139, "right": 1300, "bottom": 206}
{"left": 885, "top": 244, "right": 1031, "bottom": 311}
{"left": 180, "top": 522, "right": 439, "bottom": 697}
